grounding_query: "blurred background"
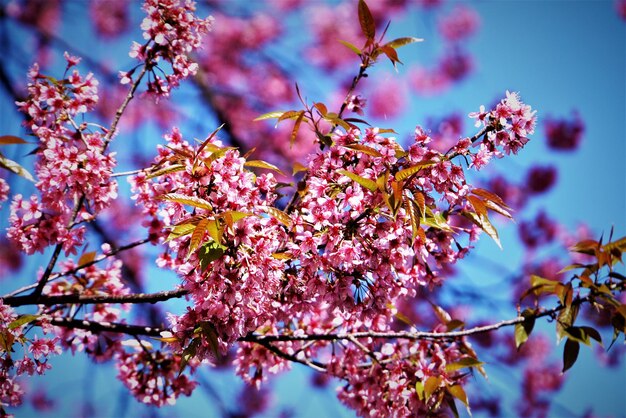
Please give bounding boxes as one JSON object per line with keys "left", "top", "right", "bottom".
{"left": 0, "top": 0, "right": 624, "bottom": 417}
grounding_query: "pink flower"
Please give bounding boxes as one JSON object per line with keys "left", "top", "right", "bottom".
{"left": 0, "top": 178, "right": 8, "bottom": 207}
{"left": 128, "top": 0, "right": 214, "bottom": 96}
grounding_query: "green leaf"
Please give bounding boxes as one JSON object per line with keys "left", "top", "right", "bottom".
{"left": 178, "top": 337, "right": 200, "bottom": 377}
{"left": 394, "top": 161, "right": 437, "bottom": 181}
{"left": 338, "top": 40, "right": 362, "bottom": 55}
{"left": 556, "top": 304, "right": 579, "bottom": 344}
{"left": 220, "top": 211, "right": 254, "bottom": 228}
{"left": 0, "top": 152, "right": 35, "bottom": 182}
{"left": 147, "top": 163, "right": 186, "bottom": 179}
{"left": 166, "top": 222, "right": 197, "bottom": 242}
{"left": 384, "top": 37, "right": 424, "bottom": 49}
{"left": 263, "top": 206, "right": 292, "bottom": 228}
{"left": 515, "top": 310, "right": 536, "bottom": 349}
{"left": 415, "top": 380, "right": 425, "bottom": 401}
{"left": 198, "top": 321, "right": 221, "bottom": 360}
{"left": 580, "top": 326, "right": 603, "bottom": 346}
{"left": 161, "top": 193, "right": 213, "bottom": 211}
{"left": 447, "top": 384, "right": 469, "bottom": 407}
{"left": 358, "top": 0, "right": 376, "bottom": 40}
{"left": 0, "top": 135, "right": 28, "bottom": 145}
{"left": 342, "top": 143, "right": 383, "bottom": 158}
{"left": 604, "top": 236, "right": 626, "bottom": 253}
{"left": 9, "top": 314, "right": 40, "bottom": 330}
{"left": 562, "top": 338, "right": 580, "bottom": 372}
{"left": 254, "top": 110, "right": 288, "bottom": 121}
{"left": 564, "top": 326, "right": 592, "bottom": 346}
{"left": 206, "top": 219, "right": 223, "bottom": 244}
{"left": 324, "top": 114, "right": 352, "bottom": 131}
{"left": 423, "top": 376, "right": 442, "bottom": 402}
{"left": 198, "top": 240, "right": 226, "bottom": 271}
{"left": 445, "top": 357, "right": 484, "bottom": 373}
{"left": 338, "top": 169, "right": 378, "bottom": 193}
{"left": 245, "top": 160, "right": 285, "bottom": 175}
{"left": 291, "top": 111, "right": 305, "bottom": 148}
{"left": 446, "top": 319, "right": 465, "bottom": 332}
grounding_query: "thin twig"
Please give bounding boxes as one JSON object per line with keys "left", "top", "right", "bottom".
{"left": 5, "top": 237, "right": 151, "bottom": 298}
{"left": 103, "top": 65, "right": 149, "bottom": 148}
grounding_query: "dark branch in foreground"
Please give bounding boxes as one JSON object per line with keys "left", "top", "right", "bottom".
{"left": 4, "top": 237, "right": 151, "bottom": 298}
{"left": 3, "top": 289, "right": 189, "bottom": 307}
{"left": 41, "top": 299, "right": 580, "bottom": 343}
{"left": 49, "top": 317, "right": 166, "bottom": 338}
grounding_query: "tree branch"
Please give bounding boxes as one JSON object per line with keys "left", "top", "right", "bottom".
{"left": 4, "top": 237, "right": 151, "bottom": 298}
{"left": 42, "top": 300, "right": 576, "bottom": 345}
{"left": 48, "top": 317, "right": 165, "bottom": 338}
{"left": 3, "top": 289, "right": 188, "bottom": 307}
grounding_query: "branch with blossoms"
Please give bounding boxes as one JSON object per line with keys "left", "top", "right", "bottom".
{"left": 0, "top": 1, "right": 624, "bottom": 418}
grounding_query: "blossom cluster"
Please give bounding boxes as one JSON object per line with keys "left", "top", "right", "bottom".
{"left": 130, "top": 128, "right": 288, "bottom": 356}
{"left": 125, "top": 88, "right": 535, "bottom": 413}
{"left": 466, "top": 91, "right": 537, "bottom": 169}
{"left": 116, "top": 349, "right": 196, "bottom": 407}
{"left": 332, "top": 338, "right": 470, "bottom": 417}
{"left": 0, "top": 301, "right": 61, "bottom": 415}
{"left": 45, "top": 254, "right": 130, "bottom": 360}
{"left": 9, "top": 54, "right": 116, "bottom": 255}
{"left": 122, "top": 0, "right": 214, "bottom": 96}
{"left": 0, "top": 178, "right": 8, "bottom": 208}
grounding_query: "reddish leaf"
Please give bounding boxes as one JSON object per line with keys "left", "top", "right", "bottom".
{"left": 290, "top": 111, "right": 305, "bottom": 148}
{"left": 467, "top": 195, "right": 487, "bottom": 218}
{"left": 358, "top": 0, "right": 376, "bottom": 40}
{"left": 0, "top": 135, "right": 28, "bottom": 145}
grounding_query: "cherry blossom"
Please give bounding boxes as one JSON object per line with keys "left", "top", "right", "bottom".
{"left": 124, "top": 0, "right": 214, "bottom": 96}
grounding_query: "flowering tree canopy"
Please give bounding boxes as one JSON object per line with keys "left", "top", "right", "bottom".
{"left": 0, "top": 0, "right": 624, "bottom": 417}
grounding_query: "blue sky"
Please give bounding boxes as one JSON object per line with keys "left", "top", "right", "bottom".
{"left": 1, "top": 1, "right": 625, "bottom": 417}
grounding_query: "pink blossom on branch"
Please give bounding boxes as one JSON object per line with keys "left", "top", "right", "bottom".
{"left": 9, "top": 56, "right": 117, "bottom": 255}
{"left": 123, "top": 0, "right": 214, "bottom": 96}
{"left": 0, "top": 178, "right": 8, "bottom": 207}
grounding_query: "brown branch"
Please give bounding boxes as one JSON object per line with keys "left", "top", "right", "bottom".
{"left": 3, "top": 289, "right": 188, "bottom": 308}
{"left": 103, "top": 64, "right": 149, "bottom": 148}
{"left": 42, "top": 300, "right": 573, "bottom": 344}
{"left": 48, "top": 317, "right": 165, "bottom": 338}
{"left": 31, "top": 195, "right": 86, "bottom": 300}
{"left": 5, "top": 237, "right": 151, "bottom": 298}
{"left": 445, "top": 124, "right": 495, "bottom": 159}
{"left": 252, "top": 340, "right": 328, "bottom": 373}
